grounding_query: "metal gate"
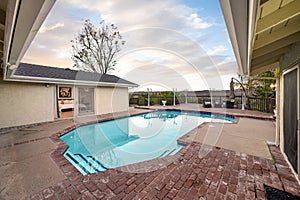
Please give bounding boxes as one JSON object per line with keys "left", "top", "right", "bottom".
{"left": 283, "top": 68, "right": 298, "bottom": 173}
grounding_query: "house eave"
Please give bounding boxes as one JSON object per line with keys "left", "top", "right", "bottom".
{"left": 3, "top": 0, "right": 56, "bottom": 77}
{"left": 219, "top": 0, "right": 258, "bottom": 76}
{"left": 7, "top": 74, "right": 139, "bottom": 88}
{"left": 221, "top": 0, "right": 300, "bottom": 76}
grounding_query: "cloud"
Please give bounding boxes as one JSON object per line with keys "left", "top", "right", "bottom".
{"left": 39, "top": 22, "right": 65, "bottom": 33}
{"left": 207, "top": 45, "right": 228, "bottom": 55}
{"left": 22, "top": 0, "right": 237, "bottom": 90}
{"left": 64, "top": 0, "right": 213, "bottom": 31}
{"left": 188, "top": 13, "right": 212, "bottom": 29}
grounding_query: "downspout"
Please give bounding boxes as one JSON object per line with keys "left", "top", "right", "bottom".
{"left": 274, "top": 67, "right": 280, "bottom": 147}
{"left": 275, "top": 76, "right": 280, "bottom": 146}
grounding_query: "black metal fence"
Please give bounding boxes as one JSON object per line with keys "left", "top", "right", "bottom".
{"left": 247, "top": 97, "right": 275, "bottom": 113}
{"left": 129, "top": 95, "right": 275, "bottom": 113}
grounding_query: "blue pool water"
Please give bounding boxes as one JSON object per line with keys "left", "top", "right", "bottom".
{"left": 60, "top": 111, "right": 234, "bottom": 175}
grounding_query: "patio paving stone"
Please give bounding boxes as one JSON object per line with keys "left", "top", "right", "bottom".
{"left": 28, "top": 140, "right": 300, "bottom": 200}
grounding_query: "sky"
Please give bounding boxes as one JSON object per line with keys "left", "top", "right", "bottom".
{"left": 22, "top": 0, "right": 238, "bottom": 91}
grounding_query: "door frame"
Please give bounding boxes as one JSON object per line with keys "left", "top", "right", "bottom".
{"left": 75, "top": 86, "right": 96, "bottom": 116}
{"left": 56, "top": 85, "right": 75, "bottom": 119}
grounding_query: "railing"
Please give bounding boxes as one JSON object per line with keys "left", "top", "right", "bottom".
{"left": 129, "top": 95, "right": 275, "bottom": 113}
{"left": 129, "top": 96, "right": 223, "bottom": 106}
{"left": 247, "top": 97, "right": 275, "bottom": 113}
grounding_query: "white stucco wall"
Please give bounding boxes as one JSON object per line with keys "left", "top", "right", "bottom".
{"left": 95, "top": 87, "right": 129, "bottom": 115}
{"left": 0, "top": 80, "right": 55, "bottom": 129}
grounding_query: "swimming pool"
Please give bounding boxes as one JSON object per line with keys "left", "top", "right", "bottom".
{"left": 60, "top": 110, "right": 234, "bottom": 175}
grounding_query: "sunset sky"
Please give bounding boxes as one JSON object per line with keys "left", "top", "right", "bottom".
{"left": 22, "top": 0, "right": 238, "bottom": 91}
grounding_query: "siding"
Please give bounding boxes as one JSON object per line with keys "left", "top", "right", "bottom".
{"left": 280, "top": 41, "right": 300, "bottom": 71}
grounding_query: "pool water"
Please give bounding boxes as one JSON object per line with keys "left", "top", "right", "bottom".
{"left": 60, "top": 111, "right": 234, "bottom": 175}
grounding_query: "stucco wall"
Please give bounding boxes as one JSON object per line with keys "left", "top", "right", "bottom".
{"left": 280, "top": 41, "right": 300, "bottom": 71}
{"left": 95, "top": 87, "right": 129, "bottom": 115}
{"left": 0, "top": 80, "right": 55, "bottom": 129}
{"left": 279, "top": 41, "right": 300, "bottom": 175}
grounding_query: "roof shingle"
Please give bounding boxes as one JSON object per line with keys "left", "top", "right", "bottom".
{"left": 15, "top": 63, "right": 137, "bottom": 86}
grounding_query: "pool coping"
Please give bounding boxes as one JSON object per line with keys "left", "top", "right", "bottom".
{"left": 135, "top": 106, "right": 274, "bottom": 121}
{"left": 49, "top": 109, "right": 239, "bottom": 179}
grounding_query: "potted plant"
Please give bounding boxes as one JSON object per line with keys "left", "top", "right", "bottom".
{"left": 162, "top": 96, "right": 167, "bottom": 106}
{"left": 223, "top": 99, "right": 235, "bottom": 108}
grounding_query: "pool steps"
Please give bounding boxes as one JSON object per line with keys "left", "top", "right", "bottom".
{"left": 66, "top": 146, "right": 182, "bottom": 175}
{"left": 87, "top": 155, "right": 109, "bottom": 170}
{"left": 65, "top": 153, "right": 108, "bottom": 174}
{"left": 65, "top": 153, "right": 90, "bottom": 174}
{"left": 158, "top": 146, "right": 183, "bottom": 157}
{"left": 74, "top": 154, "right": 102, "bottom": 172}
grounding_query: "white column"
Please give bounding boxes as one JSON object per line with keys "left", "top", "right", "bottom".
{"left": 185, "top": 90, "right": 188, "bottom": 104}
{"left": 173, "top": 88, "right": 176, "bottom": 106}
{"left": 241, "top": 92, "right": 245, "bottom": 110}
{"left": 279, "top": 75, "right": 284, "bottom": 149}
{"left": 147, "top": 88, "right": 151, "bottom": 107}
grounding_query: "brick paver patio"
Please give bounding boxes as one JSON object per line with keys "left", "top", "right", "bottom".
{"left": 1, "top": 107, "right": 299, "bottom": 199}
{"left": 29, "top": 119, "right": 300, "bottom": 199}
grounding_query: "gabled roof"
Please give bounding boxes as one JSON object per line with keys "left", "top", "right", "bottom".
{"left": 13, "top": 63, "right": 138, "bottom": 87}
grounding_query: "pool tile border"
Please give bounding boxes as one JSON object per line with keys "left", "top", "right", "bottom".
{"left": 136, "top": 106, "right": 274, "bottom": 121}
{"left": 50, "top": 109, "right": 239, "bottom": 178}
{"left": 50, "top": 109, "right": 239, "bottom": 170}
{"left": 50, "top": 109, "right": 238, "bottom": 178}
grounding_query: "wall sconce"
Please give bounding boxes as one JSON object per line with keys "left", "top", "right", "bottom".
{"left": 45, "top": 83, "right": 50, "bottom": 88}
{"left": 270, "top": 83, "right": 276, "bottom": 89}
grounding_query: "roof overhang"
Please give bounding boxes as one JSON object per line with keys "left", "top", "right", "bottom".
{"left": 220, "top": 0, "right": 259, "bottom": 75}
{"left": 2, "top": 0, "right": 56, "bottom": 78}
{"left": 0, "top": 1, "right": 138, "bottom": 89}
{"left": 8, "top": 74, "right": 139, "bottom": 88}
{"left": 220, "top": 0, "right": 300, "bottom": 76}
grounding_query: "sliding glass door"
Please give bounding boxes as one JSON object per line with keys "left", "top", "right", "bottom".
{"left": 283, "top": 67, "right": 298, "bottom": 173}
{"left": 77, "top": 87, "right": 95, "bottom": 115}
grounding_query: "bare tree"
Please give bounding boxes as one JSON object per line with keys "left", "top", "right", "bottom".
{"left": 71, "top": 20, "right": 125, "bottom": 74}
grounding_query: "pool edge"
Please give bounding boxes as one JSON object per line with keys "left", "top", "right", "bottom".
{"left": 49, "top": 109, "right": 236, "bottom": 177}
